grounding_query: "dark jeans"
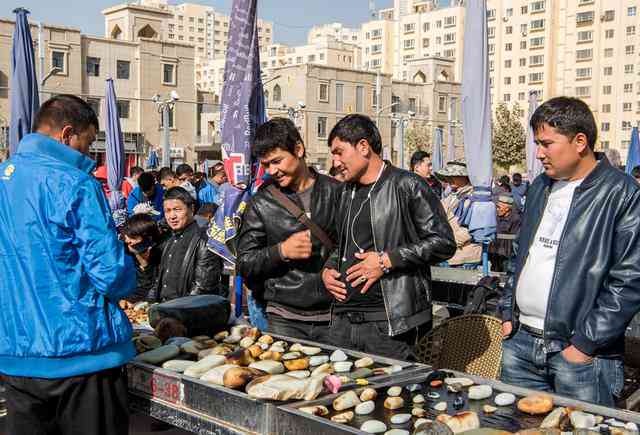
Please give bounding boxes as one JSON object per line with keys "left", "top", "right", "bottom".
{"left": 267, "top": 313, "right": 331, "bottom": 344}
{"left": 501, "top": 328, "right": 624, "bottom": 406}
{"left": 329, "top": 312, "right": 431, "bottom": 361}
{"left": 2, "top": 366, "right": 129, "bottom": 435}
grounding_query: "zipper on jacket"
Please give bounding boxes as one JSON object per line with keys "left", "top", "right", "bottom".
{"left": 329, "top": 190, "right": 352, "bottom": 329}
{"left": 369, "top": 191, "right": 394, "bottom": 336}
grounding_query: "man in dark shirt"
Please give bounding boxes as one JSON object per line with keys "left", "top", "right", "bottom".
{"left": 153, "top": 187, "right": 223, "bottom": 301}
{"left": 410, "top": 150, "right": 442, "bottom": 198}
{"left": 489, "top": 195, "right": 521, "bottom": 272}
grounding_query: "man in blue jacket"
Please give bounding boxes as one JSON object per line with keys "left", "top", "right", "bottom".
{"left": 0, "top": 95, "right": 137, "bottom": 435}
{"left": 127, "top": 171, "right": 164, "bottom": 220}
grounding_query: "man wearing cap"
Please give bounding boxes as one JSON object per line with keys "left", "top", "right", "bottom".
{"left": 489, "top": 195, "right": 521, "bottom": 272}
{"left": 435, "top": 160, "right": 482, "bottom": 267}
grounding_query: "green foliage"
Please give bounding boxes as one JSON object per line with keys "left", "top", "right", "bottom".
{"left": 492, "top": 102, "right": 526, "bottom": 170}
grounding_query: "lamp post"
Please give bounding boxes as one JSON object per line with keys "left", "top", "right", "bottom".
{"left": 392, "top": 111, "right": 415, "bottom": 169}
{"left": 153, "top": 91, "right": 180, "bottom": 168}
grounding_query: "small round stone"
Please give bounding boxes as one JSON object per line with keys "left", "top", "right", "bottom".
{"left": 494, "top": 392, "right": 516, "bottom": 406}
{"left": 390, "top": 414, "right": 412, "bottom": 424}
{"left": 361, "top": 420, "right": 387, "bottom": 433}
{"left": 355, "top": 401, "right": 376, "bottom": 415}
{"left": 387, "top": 386, "right": 402, "bottom": 397}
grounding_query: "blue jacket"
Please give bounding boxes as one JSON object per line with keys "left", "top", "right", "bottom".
{"left": 0, "top": 133, "right": 137, "bottom": 378}
{"left": 198, "top": 180, "right": 219, "bottom": 205}
{"left": 127, "top": 184, "right": 164, "bottom": 220}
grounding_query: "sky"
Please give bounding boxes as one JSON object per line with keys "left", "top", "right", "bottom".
{"left": 3, "top": 0, "right": 404, "bottom": 46}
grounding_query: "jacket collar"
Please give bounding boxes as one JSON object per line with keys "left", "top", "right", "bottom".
{"left": 539, "top": 152, "right": 611, "bottom": 192}
{"left": 18, "top": 133, "right": 96, "bottom": 174}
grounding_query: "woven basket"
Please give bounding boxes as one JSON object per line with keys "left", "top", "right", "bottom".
{"left": 416, "top": 314, "right": 504, "bottom": 379}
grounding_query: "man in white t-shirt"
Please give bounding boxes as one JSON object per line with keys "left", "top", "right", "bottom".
{"left": 500, "top": 97, "right": 640, "bottom": 406}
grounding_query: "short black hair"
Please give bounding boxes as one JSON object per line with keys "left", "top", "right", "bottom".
{"left": 175, "top": 164, "right": 194, "bottom": 177}
{"left": 158, "top": 167, "right": 176, "bottom": 181}
{"left": 212, "top": 163, "right": 226, "bottom": 176}
{"left": 410, "top": 151, "right": 431, "bottom": 171}
{"left": 632, "top": 166, "right": 640, "bottom": 179}
{"left": 197, "top": 203, "right": 217, "bottom": 217}
{"left": 328, "top": 114, "right": 382, "bottom": 155}
{"left": 138, "top": 172, "right": 156, "bottom": 192}
{"left": 34, "top": 94, "right": 99, "bottom": 134}
{"left": 499, "top": 175, "right": 512, "bottom": 190}
{"left": 121, "top": 214, "right": 161, "bottom": 244}
{"left": 512, "top": 173, "right": 522, "bottom": 183}
{"left": 194, "top": 171, "right": 206, "bottom": 180}
{"left": 253, "top": 117, "right": 304, "bottom": 159}
{"left": 130, "top": 166, "right": 144, "bottom": 177}
{"left": 530, "top": 96, "right": 597, "bottom": 151}
{"left": 164, "top": 186, "right": 195, "bottom": 210}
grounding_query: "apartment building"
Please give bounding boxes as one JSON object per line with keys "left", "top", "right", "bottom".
{"left": 308, "top": 23, "right": 361, "bottom": 45}
{"left": 0, "top": 17, "right": 198, "bottom": 166}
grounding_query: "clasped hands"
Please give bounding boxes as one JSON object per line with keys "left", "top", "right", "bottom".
{"left": 322, "top": 251, "right": 388, "bottom": 302}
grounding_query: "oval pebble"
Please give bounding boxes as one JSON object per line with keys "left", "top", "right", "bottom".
{"left": 355, "top": 401, "right": 376, "bottom": 415}
{"left": 433, "top": 401, "right": 447, "bottom": 412}
{"left": 413, "top": 394, "right": 426, "bottom": 403}
{"left": 309, "top": 355, "right": 329, "bottom": 366}
{"left": 330, "top": 349, "right": 348, "bottom": 362}
{"left": 385, "top": 430, "right": 410, "bottom": 435}
{"left": 468, "top": 385, "right": 493, "bottom": 400}
{"left": 494, "top": 392, "right": 516, "bottom": 406}
{"left": 286, "top": 370, "right": 310, "bottom": 379}
{"left": 361, "top": 420, "right": 387, "bottom": 433}
{"left": 390, "top": 413, "right": 412, "bottom": 425}
{"left": 427, "top": 392, "right": 440, "bottom": 399}
{"left": 414, "top": 418, "right": 432, "bottom": 429}
{"left": 405, "top": 383, "right": 422, "bottom": 392}
{"left": 387, "top": 386, "right": 402, "bottom": 397}
{"left": 282, "top": 352, "right": 302, "bottom": 360}
{"left": 333, "top": 361, "right": 353, "bottom": 372}
{"left": 355, "top": 357, "right": 374, "bottom": 368}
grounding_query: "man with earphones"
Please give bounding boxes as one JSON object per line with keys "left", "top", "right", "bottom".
{"left": 322, "top": 114, "right": 456, "bottom": 360}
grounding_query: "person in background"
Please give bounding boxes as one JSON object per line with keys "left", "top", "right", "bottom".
{"left": 511, "top": 172, "right": 529, "bottom": 212}
{"left": 152, "top": 186, "right": 224, "bottom": 301}
{"left": 632, "top": 166, "right": 640, "bottom": 183}
{"left": 410, "top": 150, "right": 442, "bottom": 198}
{"left": 435, "top": 160, "right": 482, "bottom": 268}
{"left": 159, "top": 167, "right": 180, "bottom": 190}
{"left": 175, "top": 164, "right": 198, "bottom": 200}
{"left": 195, "top": 203, "right": 217, "bottom": 228}
{"left": 127, "top": 172, "right": 164, "bottom": 220}
{"left": 488, "top": 195, "right": 521, "bottom": 272}
{"left": 196, "top": 165, "right": 224, "bottom": 207}
{"left": 493, "top": 174, "right": 512, "bottom": 200}
{"left": 322, "top": 115, "right": 455, "bottom": 360}
{"left": 500, "top": 96, "right": 640, "bottom": 406}
{"left": 122, "top": 214, "right": 163, "bottom": 302}
{"left": 0, "top": 94, "right": 135, "bottom": 435}
{"left": 126, "top": 166, "right": 144, "bottom": 190}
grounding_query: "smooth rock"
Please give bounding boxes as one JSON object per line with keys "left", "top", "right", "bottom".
{"left": 413, "top": 394, "right": 426, "bottom": 403}
{"left": 482, "top": 405, "right": 497, "bottom": 414}
{"left": 201, "top": 364, "right": 238, "bottom": 386}
{"left": 287, "top": 370, "right": 310, "bottom": 379}
{"left": 405, "top": 383, "right": 422, "bottom": 392}
{"left": 605, "top": 419, "right": 626, "bottom": 428}
{"left": 350, "top": 368, "right": 373, "bottom": 379}
{"left": 384, "top": 430, "right": 409, "bottom": 435}
{"left": 257, "top": 335, "right": 273, "bottom": 345}
{"left": 360, "top": 387, "right": 378, "bottom": 401}
{"left": 334, "top": 390, "right": 361, "bottom": 411}
{"left": 468, "top": 385, "right": 493, "bottom": 400}
{"left": 248, "top": 360, "right": 285, "bottom": 375}
{"left": 223, "top": 335, "right": 242, "bottom": 344}
{"left": 384, "top": 396, "right": 404, "bottom": 410}
{"left": 414, "top": 418, "right": 432, "bottom": 429}
{"left": 283, "top": 358, "right": 310, "bottom": 371}
{"left": 361, "top": 420, "right": 387, "bottom": 433}
{"left": 309, "top": 355, "right": 329, "bottom": 366}
{"left": 330, "top": 349, "right": 348, "bottom": 362}
{"left": 299, "top": 405, "right": 329, "bottom": 416}
{"left": 626, "top": 422, "right": 639, "bottom": 432}
{"left": 412, "top": 407, "right": 428, "bottom": 418}
{"left": 300, "top": 346, "right": 322, "bottom": 356}
{"left": 135, "top": 345, "right": 180, "bottom": 365}
{"left": 390, "top": 413, "right": 412, "bottom": 424}
{"left": 213, "top": 331, "right": 228, "bottom": 341}
{"left": 434, "top": 401, "right": 447, "bottom": 412}
{"left": 444, "top": 377, "right": 474, "bottom": 387}
{"left": 269, "top": 345, "right": 286, "bottom": 353}
{"left": 355, "top": 400, "right": 376, "bottom": 415}
{"left": 184, "top": 355, "right": 226, "bottom": 378}
{"left": 570, "top": 411, "right": 597, "bottom": 429}
{"left": 282, "top": 352, "right": 302, "bottom": 360}
{"left": 333, "top": 361, "right": 353, "bottom": 372}
{"left": 239, "top": 337, "right": 255, "bottom": 348}
{"left": 324, "top": 375, "right": 342, "bottom": 394}
{"left": 165, "top": 337, "right": 191, "bottom": 347}
{"left": 331, "top": 411, "right": 354, "bottom": 424}
{"left": 180, "top": 340, "right": 206, "bottom": 355}
{"left": 355, "top": 357, "right": 374, "bottom": 368}
{"left": 230, "top": 325, "right": 251, "bottom": 337}
{"left": 311, "top": 362, "right": 333, "bottom": 377}
{"left": 494, "top": 392, "right": 516, "bottom": 406}
{"left": 387, "top": 386, "right": 402, "bottom": 397}
{"left": 162, "top": 360, "right": 196, "bottom": 373}
{"left": 540, "top": 407, "right": 567, "bottom": 429}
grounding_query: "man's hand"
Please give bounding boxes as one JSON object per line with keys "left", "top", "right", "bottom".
{"left": 346, "top": 252, "right": 385, "bottom": 294}
{"left": 501, "top": 321, "right": 513, "bottom": 339}
{"left": 561, "top": 345, "right": 593, "bottom": 365}
{"left": 280, "top": 230, "right": 312, "bottom": 260}
{"left": 322, "top": 268, "right": 347, "bottom": 301}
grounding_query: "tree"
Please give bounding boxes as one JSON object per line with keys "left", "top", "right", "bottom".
{"left": 404, "top": 122, "right": 432, "bottom": 159}
{"left": 492, "top": 102, "right": 526, "bottom": 170}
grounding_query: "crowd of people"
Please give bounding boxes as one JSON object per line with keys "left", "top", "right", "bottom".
{"left": 1, "top": 93, "right": 640, "bottom": 434}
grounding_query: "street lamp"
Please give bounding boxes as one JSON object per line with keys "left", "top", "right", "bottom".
{"left": 392, "top": 111, "right": 415, "bottom": 169}
{"left": 153, "top": 91, "right": 180, "bottom": 168}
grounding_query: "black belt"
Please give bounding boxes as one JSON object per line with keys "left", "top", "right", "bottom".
{"left": 520, "top": 323, "right": 544, "bottom": 338}
{"left": 336, "top": 311, "right": 388, "bottom": 324}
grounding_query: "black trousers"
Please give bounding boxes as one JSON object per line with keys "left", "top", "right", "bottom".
{"left": 267, "top": 313, "right": 331, "bottom": 344}
{"left": 329, "top": 311, "right": 432, "bottom": 361}
{"left": 2, "top": 366, "right": 129, "bottom": 435}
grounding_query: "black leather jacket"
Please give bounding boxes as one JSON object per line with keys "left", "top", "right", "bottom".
{"left": 151, "top": 221, "right": 223, "bottom": 301}
{"left": 236, "top": 172, "right": 341, "bottom": 316}
{"left": 325, "top": 163, "right": 456, "bottom": 336}
{"left": 501, "top": 154, "right": 640, "bottom": 357}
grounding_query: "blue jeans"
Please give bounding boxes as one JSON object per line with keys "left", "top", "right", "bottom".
{"left": 501, "top": 328, "right": 624, "bottom": 407}
{"left": 247, "top": 292, "right": 269, "bottom": 331}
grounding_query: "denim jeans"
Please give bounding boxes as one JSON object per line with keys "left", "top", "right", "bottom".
{"left": 247, "top": 292, "right": 269, "bottom": 331}
{"left": 501, "top": 328, "right": 624, "bottom": 406}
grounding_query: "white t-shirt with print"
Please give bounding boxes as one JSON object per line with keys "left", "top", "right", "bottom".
{"left": 516, "top": 179, "right": 583, "bottom": 330}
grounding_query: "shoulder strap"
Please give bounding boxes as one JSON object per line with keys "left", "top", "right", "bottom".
{"left": 266, "top": 184, "right": 335, "bottom": 251}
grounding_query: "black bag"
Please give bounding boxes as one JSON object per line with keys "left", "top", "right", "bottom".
{"left": 149, "top": 295, "right": 231, "bottom": 337}
{"left": 463, "top": 276, "right": 502, "bottom": 317}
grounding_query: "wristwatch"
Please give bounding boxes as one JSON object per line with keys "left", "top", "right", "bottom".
{"left": 378, "top": 252, "right": 390, "bottom": 275}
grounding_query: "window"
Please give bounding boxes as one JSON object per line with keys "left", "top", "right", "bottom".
{"left": 629, "top": 6, "right": 637, "bottom": 16}
{"left": 577, "top": 30, "right": 593, "bottom": 43}
{"left": 504, "top": 77, "right": 512, "bottom": 85}
{"left": 604, "top": 48, "right": 614, "bottom": 57}
{"left": 116, "top": 100, "right": 130, "bottom": 119}
{"left": 519, "top": 58, "right": 527, "bottom": 67}
{"left": 168, "top": 34, "right": 175, "bottom": 39}
{"left": 623, "top": 121, "right": 632, "bottom": 130}
{"left": 626, "top": 64, "right": 634, "bottom": 74}
{"left": 335, "top": 83, "right": 344, "bottom": 112}
{"left": 163, "top": 64, "right": 175, "bottom": 85}
{"left": 627, "top": 26, "right": 636, "bottom": 36}
{"left": 404, "top": 39, "right": 415, "bottom": 49}
{"left": 505, "top": 59, "right": 512, "bottom": 68}
{"left": 603, "top": 85, "right": 612, "bottom": 94}
{"left": 521, "top": 24, "right": 528, "bottom": 34}
{"left": 371, "top": 28, "right": 382, "bottom": 39}
{"left": 436, "top": 36, "right": 442, "bottom": 45}
{"left": 519, "top": 75, "right": 526, "bottom": 84}
{"left": 601, "top": 122, "right": 610, "bottom": 132}
{"left": 487, "top": 27, "right": 496, "bottom": 38}
{"left": 296, "top": 56, "right": 302, "bottom": 63}
{"left": 438, "top": 95, "right": 447, "bottom": 113}
{"left": 530, "top": 36, "right": 545, "bottom": 48}
{"left": 444, "top": 33, "right": 456, "bottom": 44}
{"left": 116, "top": 60, "right": 130, "bottom": 80}
{"left": 530, "top": 19, "right": 545, "bottom": 31}
{"left": 519, "top": 92, "right": 526, "bottom": 100}
{"left": 575, "top": 86, "right": 591, "bottom": 97}
{"left": 318, "top": 83, "right": 329, "bottom": 102}
{"left": 489, "top": 60, "right": 495, "bottom": 71}
{"left": 605, "top": 29, "right": 615, "bottom": 39}
{"left": 623, "top": 102, "right": 633, "bottom": 112}
{"left": 437, "top": 20, "right": 443, "bottom": 28}
{"left": 530, "top": 1, "right": 545, "bottom": 13}
{"left": 505, "top": 26, "right": 513, "bottom": 35}
{"left": 308, "top": 55, "right": 315, "bottom": 62}
{"left": 506, "top": 8, "right": 513, "bottom": 17}
{"left": 356, "top": 86, "right": 364, "bottom": 113}
{"left": 86, "top": 56, "right": 100, "bottom": 77}
{"left": 626, "top": 45, "right": 635, "bottom": 55}
{"left": 576, "top": 48, "right": 593, "bottom": 61}
{"left": 87, "top": 98, "right": 100, "bottom": 117}
{"left": 505, "top": 43, "right": 513, "bottom": 51}
{"left": 602, "top": 10, "right": 615, "bottom": 21}
{"left": 52, "top": 51, "right": 65, "bottom": 72}
{"left": 602, "top": 104, "right": 611, "bottom": 113}
{"left": 504, "top": 94, "right": 511, "bottom": 102}
{"left": 371, "top": 44, "right": 382, "bottom": 54}
{"left": 576, "top": 11, "right": 594, "bottom": 24}
{"left": 624, "top": 83, "right": 633, "bottom": 93}
{"left": 189, "top": 17, "right": 195, "bottom": 23}
{"left": 520, "top": 40, "right": 527, "bottom": 49}
{"left": 422, "top": 38, "right": 430, "bottom": 48}
{"left": 604, "top": 66, "right": 613, "bottom": 76}
{"left": 310, "top": 116, "right": 329, "bottom": 142}
{"left": 423, "top": 22, "right": 430, "bottom": 32}
{"left": 529, "top": 55, "right": 544, "bottom": 66}
{"left": 529, "top": 72, "right": 544, "bottom": 83}
{"left": 178, "top": 15, "right": 183, "bottom": 21}
{"left": 408, "top": 97, "right": 417, "bottom": 113}
{"left": 404, "top": 23, "right": 415, "bottom": 33}
{"left": 273, "top": 84, "right": 282, "bottom": 102}
{"left": 443, "top": 49, "right": 455, "bottom": 58}
{"left": 576, "top": 67, "right": 591, "bottom": 79}
{"left": 444, "top": 16, "right": 456, "bottom": 27}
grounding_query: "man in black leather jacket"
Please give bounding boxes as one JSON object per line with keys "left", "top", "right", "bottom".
{"left": 322, "top": 114, "right": 456, "bottom": 360}
{"left": 500, "top": 97, "right": 640, "bottom": 406}
{"left": 237, "top": 118, "right": 341, "bottom": 342}
{"left": 151, "top": 187, "right": 224, "bottom": 301}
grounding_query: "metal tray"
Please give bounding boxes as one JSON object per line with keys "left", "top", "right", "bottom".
{"left": 180, "top": 333, "right": 429, "bottom": 435}
{"left": 276, "top": 370, "right": 640, "bottom": 435}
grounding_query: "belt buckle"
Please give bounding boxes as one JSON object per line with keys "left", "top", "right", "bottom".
{"left": 347, "top": 312, "right": 365, "bottom": 324}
